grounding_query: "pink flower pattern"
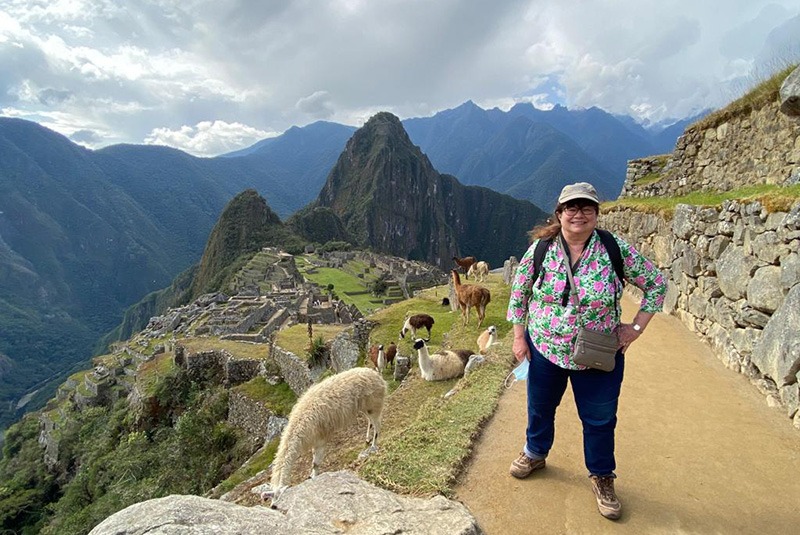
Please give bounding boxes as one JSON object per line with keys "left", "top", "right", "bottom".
{"left": 506, "top": 231, "right": 667, "bottom": 370}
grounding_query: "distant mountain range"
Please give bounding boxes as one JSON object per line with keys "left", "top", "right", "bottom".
{"left": 0, "top": 102, "right": 702, "bottom": 428}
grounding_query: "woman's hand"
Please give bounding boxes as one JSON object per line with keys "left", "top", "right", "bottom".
{"left": 513, "top": 335, "right": 531, "bottom": 362}
{"left": 616, "top": 323, "right": 642, "bottom": 353}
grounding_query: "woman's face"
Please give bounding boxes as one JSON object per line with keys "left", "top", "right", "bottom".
{"left": 557, "top": 201, "right": 598, "bottom": 238}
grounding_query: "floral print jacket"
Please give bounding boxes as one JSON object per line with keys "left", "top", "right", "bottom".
{"left": 506, "top": 230, "right": 667, "bottom": 370}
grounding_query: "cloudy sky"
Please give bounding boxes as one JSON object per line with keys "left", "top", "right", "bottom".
{"left": 1, "top": 0, "right": 799, "bottom": 156}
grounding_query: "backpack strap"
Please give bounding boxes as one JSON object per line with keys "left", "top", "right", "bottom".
{"left": 596, "top": 229, "right": 625, "bottom": 287}
{"left": 532, "top": 237, "right": 553, "bottom": 285}
{"left": 532, "top": 230, "right": 625, "bottom": 287}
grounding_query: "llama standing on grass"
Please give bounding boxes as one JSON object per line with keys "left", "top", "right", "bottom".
{"left": 451, "top": 270, "right": 491, "bottom": 328}
{"left": 477, "top": 325, "right": 498, "bottom": 354}
{"left": 270, "top": 367, "right": 387, "bottom": 499}
{"left": 467, "top": 261, "right": 490, "bottom": 283}
{"left": 369, "top": 344, "right": 386, "bottom": 372}
{"left": 385, "top": 342, "right": 397, "bottom": 369}
{"left": 452, "top": 256, "right": 476, "bottom": 278}
{"left": 412, "top": 338, "right": 472, "bottom": 381}
{"left": 399, "top": 313, "right": 435, "bottom": 341}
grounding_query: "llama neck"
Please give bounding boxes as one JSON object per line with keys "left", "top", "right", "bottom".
{"left": 271, "top": 424, "right": 302, "bottom": 489}
{"left": 417, "top": 345, "right": 433, "bottom": 373}
{"left": 377, "top": 349, "right": 386, "bottom": 369}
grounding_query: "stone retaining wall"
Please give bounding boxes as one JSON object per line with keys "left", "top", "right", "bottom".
{"left": 622, "top": 100, "right": 800, "bottom": 198}
{"left": 601, "top": 201, "right": 800, "bottom": 429}
{"left": 227, "top": 390, "right": 287, "bottom": 443}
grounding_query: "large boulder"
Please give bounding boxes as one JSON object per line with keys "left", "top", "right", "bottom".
{"left": 89, "top": 471, "right": 482, "bottom": 535}
{"left": 780, "top": 65, "right": 800, "bottom": 117}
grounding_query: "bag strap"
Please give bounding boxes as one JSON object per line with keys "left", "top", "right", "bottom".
{"left": 533, "top": 229, "right": 624, "bottom": 287}
{"left": 558, "top": 235, "right": 618, "bottom": 325}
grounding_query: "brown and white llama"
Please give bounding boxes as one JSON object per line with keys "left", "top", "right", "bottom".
{"left": 270, "top": 367, "right": 387, "bottom": 500}
{"left": 369, "top": 344, "right": 386, "bottom": 372}
{"left": 467, "top": 261, "right": 490, "bottom": 282}
{"left": 477, "top": 325, "right": 498, "bottom": 354}
{"left": 452, "top": 256, "right": 476, "bottom": 278}
{"left": 399, "top": 313, "right": 435, "bottom": 341}
{"left": 451, "top": 270, "right": 491, "bottom": 328}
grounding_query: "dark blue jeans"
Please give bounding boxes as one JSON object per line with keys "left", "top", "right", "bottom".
{"left": 524, "top": 334, "right": 625, "bottom": 477}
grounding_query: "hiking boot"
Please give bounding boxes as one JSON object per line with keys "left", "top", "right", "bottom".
{"left": 590, "top": 475, "right": 622, "bottom": 520}
{"left": 509, "top": 452, "right": 546, "bottom": 479}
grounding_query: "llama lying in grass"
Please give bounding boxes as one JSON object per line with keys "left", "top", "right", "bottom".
{"left": 270, "top": 367, "right": 387, "bottom": 500}
{"left": 412, "top": 338, "right": 472, "bottom": 381}
{"left": 399, "top": 313, "right": 435, "bottom": 341}
{"left": 452, "top": 255, "right": 476, "bottom": 278}
{"left": 451, "top": 270, "right": 491, "bottom": 328}
{"left": 467, "top": 261, "right": 490, "bottom": 282}
{"left": 477, "top": 325, "right": 498, "bottom": 354}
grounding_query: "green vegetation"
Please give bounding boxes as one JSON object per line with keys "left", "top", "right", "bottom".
{"left": 233, "top": 378, "right": 296, "bottom": 417}
{"left": 179, "top": 337, "right": 270, "bottom": 361}
{"left": 604, "top": 183, "right": 800, "bottom": 217}
{"left": 693, "top": 64, "right": 797, "bottom": 131}
{"left": 137, "top": 353, "right": 176, "bottom": 397}
{"left": 214, "top": 439, "right": 279, "bottom": 496}
{"left": 297, "top": 263, "right": 384, "bottom": 314}
{"left": 634, "top": 172, "right": 662, "bottom": 186}
{"left": 275, "top": 324, "right": 347, "bottom": 358}
{"left": 360, "top": 352, "right": 509, "bottom": 495}
{"left": 1, "top": 372, "right": 255, "bottom": 535}
{"left": 322, "top": 273, "right": 515, "bottom": 495}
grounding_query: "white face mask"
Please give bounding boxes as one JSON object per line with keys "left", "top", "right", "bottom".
{"left": 504, "top": 359, "right": 529, "bottom": 388}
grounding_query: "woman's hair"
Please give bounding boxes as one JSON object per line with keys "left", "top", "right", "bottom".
{"left": 528, "top": 199, "right": 599, "bottom": 242}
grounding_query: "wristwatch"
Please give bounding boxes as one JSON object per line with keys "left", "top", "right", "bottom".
{"left": 632, "top": 324, "right": 642, "bottom": 333}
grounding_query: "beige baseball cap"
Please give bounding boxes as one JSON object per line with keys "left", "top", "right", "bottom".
{"left": 558, "top": 182, "right": 600, "bottom": 204}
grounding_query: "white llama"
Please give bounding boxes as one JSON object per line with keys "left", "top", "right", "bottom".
{"left": 270, "top": 367, "right": 387, "bottom": 499}
{"left": 412, "top": 338, "right": 471, "bottom": 381}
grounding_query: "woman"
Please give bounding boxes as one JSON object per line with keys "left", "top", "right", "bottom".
{"left": 506, "top": 182, "right": 666, "bottom": 520}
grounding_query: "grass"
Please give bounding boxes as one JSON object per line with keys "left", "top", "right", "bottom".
{"left": 274, "top": 323, "right": 348, "bottom": 358}
{"left": 297, "top": 256, "right": 385, "bottom": 314}
{"left": 634, "top": 171, "right": 663, "bottom": 186}
{"left": 179, "top": 337, "right": 271, "bottom": 361}
{"left": 604, "top": 183, "right": 800, "bottom": 218}
{"left": 693, "top": 64, "right": 797, "bottom": 131}
{"left": 303, "top": 272, "right": 516, "bottom": 496}
{"left": 137, "top": 352, "right": 175, "bottom": 397}
{"left": 233, "top": 377, "right": 296, "bottom": 417}
{"left": 215, "top": 438, "right": 280, "bottom": 495}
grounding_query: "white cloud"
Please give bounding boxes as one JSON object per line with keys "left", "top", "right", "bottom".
{"left": 1, "top": 0, "right": 798, "bottom": 155}
{"left": 144, "top": 120, "right": 278, "bottom": 157}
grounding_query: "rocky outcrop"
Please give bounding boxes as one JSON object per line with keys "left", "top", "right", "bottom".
{"left": 89, "top": 471, "right": 482, "bottom": 535}
{"left": 780, "top": 65, "right": 800, "bottom": 117}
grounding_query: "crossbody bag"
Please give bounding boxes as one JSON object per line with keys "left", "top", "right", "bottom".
{"left": 560, "top": 238, "right": 619, "bottom": 372}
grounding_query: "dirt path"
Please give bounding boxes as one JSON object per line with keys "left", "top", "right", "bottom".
{"left": 455, "top": 294, "right": 800, "bottom": 534}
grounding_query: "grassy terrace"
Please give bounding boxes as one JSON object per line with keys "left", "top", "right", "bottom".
{"left": 136, "top": 352, "right": 175, "bottom": 397}
{"left": 179, "top": 337, "right": 270, "bottom": 361}
{"left": 605, "top": 183, "right": 800, "bottom": 218}
{"left": 693, "top": 64, "right": 797, "bottom": 131}
{"left": 316, "top": 273, "right": 516, "bottom": 496}
{"left": 233, "top": 377, "right": 296, "bottom": 417}
{"left": 275, "top": 323, "right": 348, "bottom": 358}
{"left": 297, "top": 255, "right": 385, "bottom": 314}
